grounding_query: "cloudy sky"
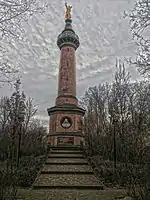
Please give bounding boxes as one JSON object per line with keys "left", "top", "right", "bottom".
{"left": 0, "top": 0, "right": 143, "bottom": 122}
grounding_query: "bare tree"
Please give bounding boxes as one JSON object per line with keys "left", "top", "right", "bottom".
{"left": 0, "top": 0, "right": 47, "bottom": 84}
{"left": 0, "top": 0, "right": 46, "bottom": 40}
{"left": 0, "top": 96, "right": 10, "bottom": 134}
{"left": 125, "top": 0, "right": 150, "bottom": 76}
{"left": 82, "top": 61, "right": 150, "bottom": 199}
{"left": 22, "top": 98, "right": 37, "bottom": 134}
{"left": 0, "top": 79, "right": 46, "bottom": 198}
{"left": 0, "top": 79, "right": 37, "bottom": 168}
{"left": 21, "top": 118, "right": 47, "bottom": 156}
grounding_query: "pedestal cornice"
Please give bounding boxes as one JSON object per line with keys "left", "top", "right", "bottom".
{"left": 47, "top": 105, "right": 85, "bottom": 116}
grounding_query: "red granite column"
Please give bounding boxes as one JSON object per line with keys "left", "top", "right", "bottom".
{"left": 58, "top": 46, "right": 76, "bottom": 96}
{"left": 56, "top": 46, "right": 77, "bottom": 106}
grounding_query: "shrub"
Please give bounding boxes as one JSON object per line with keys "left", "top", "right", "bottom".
{"left": 0, "top": 169, "right": 17, "bottom": 200}
{"left": 16, "top": 156, "right": 46, "bottom": 187}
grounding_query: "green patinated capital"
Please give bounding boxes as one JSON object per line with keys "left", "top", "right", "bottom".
{"left": 57, "top": 19, "right": 80, "bottom": 50}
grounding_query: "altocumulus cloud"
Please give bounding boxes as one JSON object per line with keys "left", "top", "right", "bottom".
{"left": 0, "top": 0, "right": 142, "bottom": 122}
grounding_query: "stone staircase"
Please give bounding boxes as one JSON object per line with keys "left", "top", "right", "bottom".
{"left": 33, "top": 148, "right": 103, "bottom": 189}
{"left": 25, "top": 147, "right": 126, "bottom": 199}
{"left": 31, "top": 147, "right": 106, "bottom": 198}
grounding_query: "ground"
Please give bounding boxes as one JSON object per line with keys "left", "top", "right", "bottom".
{"left": 17, "top": 188, "right": 127, "bottom": 200}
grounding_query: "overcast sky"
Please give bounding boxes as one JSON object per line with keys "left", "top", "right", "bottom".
{"left": 0, "top": 0, "right": 143, "bottom": 122}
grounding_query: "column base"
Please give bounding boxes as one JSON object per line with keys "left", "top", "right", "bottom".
{"left": 46, "top": 134, "right": 84, "bottom": 147}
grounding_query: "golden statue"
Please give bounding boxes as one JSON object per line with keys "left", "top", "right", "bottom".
{"left": 65, "top": 2, "right": 72, "bottom": 19}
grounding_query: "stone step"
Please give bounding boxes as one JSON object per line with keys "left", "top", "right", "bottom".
{"left": 42, "top": 164, "right": 92, "bottom": 172}
{"left": 40, "top": 171, "right": 93, "bottom": 175}
{"left": 48, "top": 154, "right": 85, "bottom": 158}
{"left": 33, "top": 185, "right": 104, "bottom": 190}
{"left": 50, "top": 151, "right": 84, "bottom": 154}
{"left": 49, "top": 146, "right": 82, "bottom": 151}
{"left": 46, "top": 158, "right": 88, "bottom": 164}
{"left": 33, "top": 174, "right": 102, "bottom": 187}
{"left": 45, "top": 162, "right": 89, "bottom": 165}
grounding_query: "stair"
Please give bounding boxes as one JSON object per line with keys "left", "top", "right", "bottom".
{"left": 30, "top": 147, "right": 105, "bottom": 199}
{"left": 33, "top": 173, "right": 103, "bottom": 188}
{"left": 42, "top": 164, "right": 92, "bottom": 172}
{"left": 17, "top": 147, "right": 127, "bottom": 199}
